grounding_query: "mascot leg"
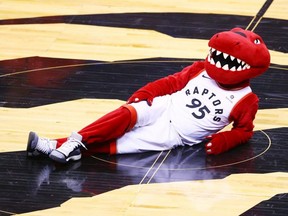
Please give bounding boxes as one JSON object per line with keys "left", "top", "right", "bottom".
{"left": 56, "top": 104, "right": 137, "bottom": 154}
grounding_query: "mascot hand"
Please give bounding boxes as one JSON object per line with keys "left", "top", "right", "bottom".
{"left": 127, "top": 91, "right": 154, "bottom": 106}
{"left": 205, "top": 133, "right": 227, "bottom": 155}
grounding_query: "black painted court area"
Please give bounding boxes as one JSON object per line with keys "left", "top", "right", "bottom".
{"left": 0, "top": 3, "right": 287, "bottom": 215}
{"left": 0, "top": 128, "right": 287, "bottom": 215}
{"left": 0, "top": 57, "right": 287, "bottom": 215}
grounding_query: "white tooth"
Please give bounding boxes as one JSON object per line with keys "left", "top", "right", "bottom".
{"left": 237, "top": 65, "right": 242, "bottom": 71}
{"left": 237, "top": 58, "right": 241, "bottom": 64}
{"left": 243, "top": 65, "right": 247, "bottom": 70}
{"left": 216, "top": 50, "right": 221, "bottom": 56}
{"left": 230, "top": 66, "right": 236, "bottom": 71}
{"left": 222, "top": 64, "right": 229, "bottom": 70}
{"left": 207, "top": 55, "right": 211, "bottom": 62}
{"left": 223, "top": 53, "right": 228, "bottom": 59}
{"left": 247, "top": 64, "right": 250, "bottom": 69}
{"left": 210, "top": 58, "right": 215, "bottom": 65}
{"left": 211, "top": 48, "right": 216, "bottom": 52}
{"left": 216, "top": 61, "right": 222, "bottom": 68}
{"left": 230, "top": 55, "right": 235, "bottom": 61}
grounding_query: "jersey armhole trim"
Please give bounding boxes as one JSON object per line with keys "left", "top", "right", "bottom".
{"left": 228, "top": 92, "right": 256, "bottom": 122}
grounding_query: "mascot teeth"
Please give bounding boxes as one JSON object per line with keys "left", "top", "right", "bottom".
{"left": 208, "top": 47, "right": 250, "bottom": 71}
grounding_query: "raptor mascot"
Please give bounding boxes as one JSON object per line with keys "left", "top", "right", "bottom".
{"left": 27, "top": 28, "right": 270, "bottom": 163}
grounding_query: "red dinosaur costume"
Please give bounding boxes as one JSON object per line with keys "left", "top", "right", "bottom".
{"left": 27, "top": 28, "right": 270, "bottom": 163}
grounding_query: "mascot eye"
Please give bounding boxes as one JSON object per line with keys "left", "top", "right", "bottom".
{"left": 254, "top": 39, "right": 261, "bottom": 44}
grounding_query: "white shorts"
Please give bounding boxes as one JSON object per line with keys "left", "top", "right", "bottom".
{"left": 116, "top": 95, "right": 182, "bottom": 154}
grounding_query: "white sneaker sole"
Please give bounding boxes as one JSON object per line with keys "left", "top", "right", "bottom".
{"left": 26, "top": 131, "right": 40, "bottom": 157}
{"left": 49, "top": 150, "right": 82, "bottom": 163}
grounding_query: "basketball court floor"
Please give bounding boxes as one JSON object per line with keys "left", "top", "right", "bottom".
{"left": 0, "top": 0, "right": 287, "bottom": 215}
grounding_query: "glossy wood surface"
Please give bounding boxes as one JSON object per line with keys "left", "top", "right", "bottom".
{"left": 0, "top": 0, "right": 287, "bottom": 215}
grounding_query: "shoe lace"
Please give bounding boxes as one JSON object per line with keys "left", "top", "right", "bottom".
{"left": 37, "top": 138, "right": 54, "bottom": 154}
{"left": 61, "top": 138, "right": 87, "bottom": 153}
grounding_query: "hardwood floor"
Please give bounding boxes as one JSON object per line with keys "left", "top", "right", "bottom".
{"left": 0, "top": 0, "right": 287, "bottom": 215}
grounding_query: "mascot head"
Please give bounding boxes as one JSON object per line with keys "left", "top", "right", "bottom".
{"left": 205, "top": 28, "right": 270, "bottom": 87}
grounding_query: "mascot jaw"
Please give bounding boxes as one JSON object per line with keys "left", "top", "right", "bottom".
{"left": 207, "top": 47, "right": 250, "bottom": 72}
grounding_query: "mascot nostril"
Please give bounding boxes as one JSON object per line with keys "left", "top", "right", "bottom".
{"left": 234, "top": 31, "right": 247, "bottom": 38}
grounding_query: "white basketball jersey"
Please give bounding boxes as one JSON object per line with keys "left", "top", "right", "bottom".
{"left": 170, "top": 70, "right": 252, "bottom": 145}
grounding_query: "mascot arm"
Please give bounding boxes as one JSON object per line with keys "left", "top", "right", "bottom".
{"left": 127, "top": 61, "right": 205, "bottom": 105}
{"left": 206, "top": 93, "right": 259, "bottom": 154}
